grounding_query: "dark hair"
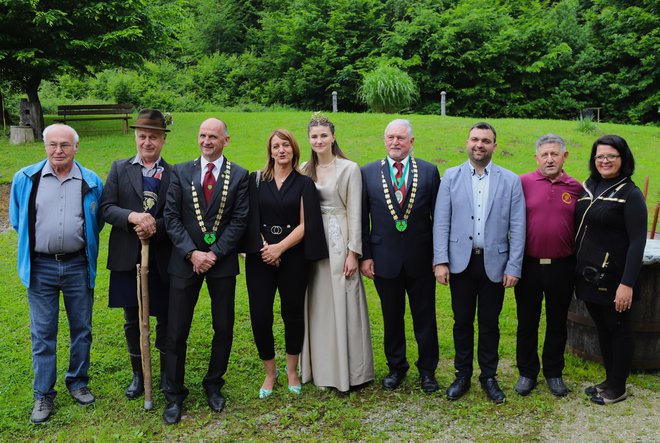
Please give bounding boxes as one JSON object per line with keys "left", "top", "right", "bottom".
{"left": 588, "top": 134, "right": 635, "bottom": 180}
{"left": 302, "top": 113, "right": 347, "bottom": 181}
{"left": 468, "top": 121, "right": 497, "bottom": 143}
{"left": 262, "top": 129, "right": 300, "bottom": 181}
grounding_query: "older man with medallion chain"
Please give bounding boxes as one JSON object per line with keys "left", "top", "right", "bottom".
{"left": 360, "top": 119, "right": 440, "bottom": 394}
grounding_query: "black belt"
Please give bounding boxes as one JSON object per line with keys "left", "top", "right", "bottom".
{"left": 261, "top": 224, "right": 293, "bottom": 236}
{"left": 472, "top": 248, "right": 484, "bottom": 255}
{"left": 35, "top": 250, "right": 85, "bottom": 261}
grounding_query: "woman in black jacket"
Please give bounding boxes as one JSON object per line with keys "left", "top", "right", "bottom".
{"left": 574, "top": 135, "right": 647, "bottom": 404}
{"left": 243, "top": 129, "right": 327, "bottom": 398}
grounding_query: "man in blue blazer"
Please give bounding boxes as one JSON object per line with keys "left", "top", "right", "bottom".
{"left": 433, "top": 122, "right": 525, "bottom": 403}
{"left": 361, "top": 119, "right": 440, "bottom": 394}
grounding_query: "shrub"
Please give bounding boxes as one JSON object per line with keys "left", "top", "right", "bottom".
{"left": 577, "top": 113, "right": 598, "bottom": 134}
{"left": 358, "top": 65, "right": 419, "bottom": 114}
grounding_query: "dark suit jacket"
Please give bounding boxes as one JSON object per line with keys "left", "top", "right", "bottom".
{"left": 361, "top": 157, "right": 440, "bottom": 279}
{"left": 242, "top": 170, "right": 328, "bottom": 261}
{"left": 164, "top": 157, "right": 249, "bottom": 279}
{"left": 101, "top": 157, "right": 172, "bottom": 279}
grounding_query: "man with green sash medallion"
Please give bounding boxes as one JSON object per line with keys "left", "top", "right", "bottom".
{"left": 162, "top": 118, "right": 249, "bottom": 424}
{"left": 360, "top": 119, "right": 441, "bottom": 394}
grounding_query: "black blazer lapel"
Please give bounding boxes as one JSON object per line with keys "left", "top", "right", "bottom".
{"left": 403, "top": 157, "right": 416, "bottom": 210}
{"left": 155, "top": 159, "right": 171, "bottom": 215}
{"left": 190, "top": 158, "right": 207, "bottom": 213}
{"left": 126, "top": 160, "right": 143, "bottom": 201}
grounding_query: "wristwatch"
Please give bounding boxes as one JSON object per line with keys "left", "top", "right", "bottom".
{"left": 185, "top": 251, "right": 194, "bottom": 261}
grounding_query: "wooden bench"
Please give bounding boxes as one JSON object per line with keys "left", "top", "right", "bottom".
{"left": 54, "top": 104, "right": 133, "bottom": 133}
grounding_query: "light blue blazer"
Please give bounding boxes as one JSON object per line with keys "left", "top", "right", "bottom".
{"left": 432, "top": 161, "right": 525, "bottom": 283}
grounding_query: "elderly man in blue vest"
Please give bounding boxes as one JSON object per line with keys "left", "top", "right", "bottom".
{"left": 10, "top": 124, "right": 103, "bottom": 423}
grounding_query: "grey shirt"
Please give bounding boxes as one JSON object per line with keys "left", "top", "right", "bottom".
{"left": 34, "top": 162, "right": 85, "bottom": 254}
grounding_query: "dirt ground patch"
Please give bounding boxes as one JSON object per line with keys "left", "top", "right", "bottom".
{"left": 538, "top": 383, "right": 660, "bottom": 442}
{"left": 0, "top": 183, "right": 10, "bottom": 233}
{"left": 360, "top": 380, "right": 660, "bottom": 442}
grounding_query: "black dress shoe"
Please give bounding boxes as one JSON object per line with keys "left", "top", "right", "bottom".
{"left": 590, "top": 388, "right": 627, "bottom": 405}
{"left": 420, "top": 375, "right": 439, "bottom": 394}
{"left": 480, "top": 377, "right": 505, "bottom": 403}
{"left": 207, "top": 391, "right": 226, "bottom": 412}
{"left": 546, "top": 377, "right": 568, "bottom": 397}
{"left": 163, "top": 401, "right": 182, "bottom": 424}
{"left": 446, "top": 376, "right": 471, "bottom": 400}
{"left": 514, "top": 376, "right": 537, "bottom": 396}
{"left": 584, "top": 380, "right": 607, "bottom": 396}
{"left": 382, "top": 371, "right": 406, "bottom": 390}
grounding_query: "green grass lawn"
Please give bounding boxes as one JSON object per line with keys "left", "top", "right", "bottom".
{"left": 1, "top": 112, "right": 659, "bottom": 442}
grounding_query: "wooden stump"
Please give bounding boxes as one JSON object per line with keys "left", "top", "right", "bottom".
{"left": 10, "top": 126, "right": 35, "bottom": 144}
{"left": 567, "top": 261, "right": 660, "bottom": 370}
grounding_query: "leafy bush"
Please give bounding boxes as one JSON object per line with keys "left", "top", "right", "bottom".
{"left": 358, "top": 65, "right": 419, "bottom": 113}
{"left": 577, "top": 114, "right": 599, "bottom": 134}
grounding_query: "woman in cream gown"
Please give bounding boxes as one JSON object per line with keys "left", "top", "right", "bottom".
{"left": 300, "top": 113, "right": 374, "bottom": 393}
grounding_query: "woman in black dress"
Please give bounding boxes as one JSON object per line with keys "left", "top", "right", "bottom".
{"left": 575, "top": 135, "right": 647, "bottom": 404}
{"left": 243, "top": 129, "right": 327, "bottom": 398}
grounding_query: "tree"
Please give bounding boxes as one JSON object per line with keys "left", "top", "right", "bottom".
{"left": 0, "top": 0, "right": 183, "bottom": 138}
{"left": 181, "top": 0, "right": 262, "bottom": 57}
{"left": 578, "top": 0, "right": 660, "bottom": 123}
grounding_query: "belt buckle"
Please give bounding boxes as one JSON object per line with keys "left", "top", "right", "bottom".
{"left": 270, "top": 225, "right": 283, "bottom": 235}
{"left": 54, "top": 253, "right": 66, "bottom": 261}
{"left": 539, "top": 258, "right": 552, "bottom": 265}
{"left": 473, "top": 248, "right": 483, "bottom": 255}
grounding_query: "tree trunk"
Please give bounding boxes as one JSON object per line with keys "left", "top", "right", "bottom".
{"left": 0, "top": 91, "right": 12, "bottom": 129}
{"left": 25, "top": 76, "right": 44, "bottom": 140}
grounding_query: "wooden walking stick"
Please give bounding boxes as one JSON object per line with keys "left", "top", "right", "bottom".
{"left": 136, "top": 239, "right": 153, "bottom": 410}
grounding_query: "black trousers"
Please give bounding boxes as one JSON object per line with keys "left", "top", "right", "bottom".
{"left": 585, "top": 301, "right": 634, "bottom": 393}
{"left": 123, "top": 307, "right": 167, "bottom": 356}
{"left": 374, "top": 269, "right": 438, "bottom": 377}
{"left": 450, "top": 253, "right": 504, "bottom": 380}
{"left": 164, "top": 274, "right": 236, "bottom": 403}
{"left": 245, "top": 248, "right": 308, "bottom": 361}
{"left": 514, "top": 256, "right": 575, "bottom": 379}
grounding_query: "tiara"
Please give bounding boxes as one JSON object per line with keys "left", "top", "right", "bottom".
{"left": 310, "top": 111, "right": 329, "bottom": 124}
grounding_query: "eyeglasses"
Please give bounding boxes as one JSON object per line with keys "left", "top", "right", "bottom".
{"left": 594, "top": 154, "right": 620, "bottom": 162}
{"left": 47, "top": 142, "right": 74, "bottom": 150}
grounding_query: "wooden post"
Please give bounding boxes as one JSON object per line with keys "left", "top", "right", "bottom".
{"left": 651, "top": 202, "right": 659, "bottom": 240}
{"left": 643, "top": 176, "right": 649, "bottom": 200}
{"left": 136, "top": 240, "right": 153, "bottom": 410}
{"left": 332, "top": 91, "right": 338, "bottom": 113}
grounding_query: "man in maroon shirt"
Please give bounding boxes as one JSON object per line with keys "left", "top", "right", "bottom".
{"left": 515, "top": 134, "right": 582, "bottom": 397}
